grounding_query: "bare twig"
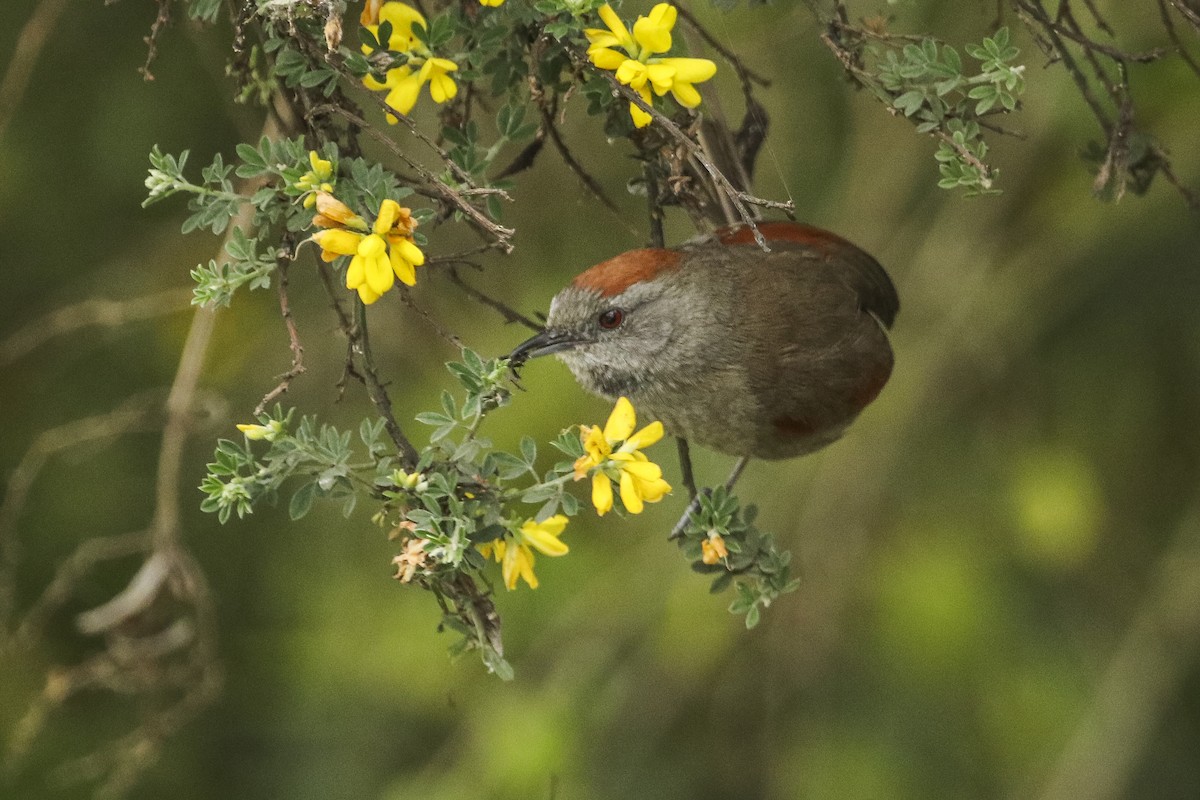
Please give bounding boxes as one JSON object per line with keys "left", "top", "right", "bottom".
{"left": 588, "top": 65, "right": 793, "bottom": 249}
{"left": 675, "top": 3, "right": 772, "bottom": 91}
{"left": 310, "top": 103, "right": 516, "bottom": 251}
{"left": 394, "top": 287, "right": 465, "bottom": 349}
{"left": 1157, "top": 0, "right": 1200, "bottom": 77}
{"left": 446, "top": 268, "right": 543, "bottom": 332}
{"left": 540, "top": 105, "right": 621, "bottom": 213}
{"left": 140, "top": 0, "right": 172, "bottom": 80}
{"left": 0, "top": 397, "right": 163, "bottom": 637}
{"left": 668, "top": 456, "right": 750, "bottom": 540}
{"left": 351, "top": 301, "right": 421, "bottom": 465}
{"left": 254, "top": 253, "right": 307, "bottom": 415}
{"left": 0, "top": 288, "right": 191, "bottom": 368}
{"left": 0, "top": 0, "right": 69, "bottom": 142}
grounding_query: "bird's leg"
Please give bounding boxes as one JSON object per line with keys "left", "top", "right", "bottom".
{"left": 668, "top": 456, "right": 751, "bottom": 541}
{"left": 676, "top": 437, "right": 699, "bottom": 500}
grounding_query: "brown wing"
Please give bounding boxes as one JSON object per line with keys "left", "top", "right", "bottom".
{"left": 715, "top": 221, "right": 899, "bottom": 329}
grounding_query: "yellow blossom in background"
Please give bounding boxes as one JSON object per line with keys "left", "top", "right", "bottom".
{"left": 478, "top": 515, "right": 570, "bottom": 590}
{"left": 308, "top": 192, "right": 425, "bottom": 304}
{"left": 236, "top": 420, "right": 285, "bottom": 441}
{"left": 296, "top": 150, "right": 334, "bottom": 208}
{"left": 361, "top": 2, "right": 460, "bottom": 120}
{"left": 701, "top": 532, "right": 729, "bottom": 565}
{"left": 585, "top": 3, "right": 717, "bottom": 127}
{"left": 574, "top": 397, "right": 671, "bottom": 516}
{"left": 478, "top": 0, "right": 505, "bottom": 6}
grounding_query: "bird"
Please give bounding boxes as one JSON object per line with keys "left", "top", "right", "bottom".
{"left": 510, "top": 220, "right": 898, "bottom": 462}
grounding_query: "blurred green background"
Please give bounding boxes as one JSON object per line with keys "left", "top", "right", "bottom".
{"left": 3, "top": 0, "right": 1200, "bottom": 798}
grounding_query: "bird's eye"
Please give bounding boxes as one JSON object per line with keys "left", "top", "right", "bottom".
{"left": 597, "top": 308, "right": 625, "bottom": 330}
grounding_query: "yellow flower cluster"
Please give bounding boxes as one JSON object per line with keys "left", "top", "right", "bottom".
{"left": 479, "top": 515, "right": 570, "bottom": 590}
{"left": 585, "top": 3, "right": 717, "bottom": 128}
{"left": 361, "top": 2, "right": 459, "bottom": 120}
{"left": 574, "top": 397, "right": 672, "bottom": 515}
{"left": 309, "top": 192, "right": 425, "bottom": 304}
{"left": 295, "top": 151, "right": 334, "bottom": 209}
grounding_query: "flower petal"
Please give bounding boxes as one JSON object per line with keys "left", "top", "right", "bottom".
{"left": 346, "top": 254, "right": 366, "bottom": 288}
{"left": 615, "top": 59, "right": 648, "bottom": 88}
{"left": 365, "top": 251, "right": 395, "bottom": 296}
{"left": 615, "top": 457, "right": 662, "bottom": 481}
{"left": 645, "top": 63, "right": 676, "bottom": 95}
{"left": 629, "top": 86, "right": 654, "bottom": 127}
{"left": 592, "top": 473, "right": 614, "bottom": 516}
{"left": 389, "top": 245, "right": 416, "bottom": 286}
{"left": 623, "top": 420, "right": 664, "bottom": 451}
{"left": 374, "top": 199, "right": 401, "bottom": 234}
{"left": 357, "top": 283, "right": 382, "bottom": 304}
{"left": 393, "top": 236, "right": 425, "bottom": 265}
{"left": 597, "top": 3, "right": 634, "bottom": 50}
{"left": 589, "top": 47, "right": 629, "bottom": 71}
{"left": 314, "top": 192, "right": 366, "bottom": 229}
{"left": 520, "top": 515, "right": 569, "bottom": 557}
{"left": 378, "top": 1, "right": 427, "bottom": 50}
{"left": 658, "top": 57, "right": 716, "bottom": 84}
{"left": 619, "top": 470, "right": 645, "bottom": 514}
{"left": 603, "top": 397, "right": 637, "bottom": 444}
{"left": 384, "top": 69, "right": 422, "bottom": 116}
{"left": 671, "top": 81, "right": 702, "bottom": 108}
{"left": 428, "top": 71, "right": 457, "bottom": 104}
{"left": 311, "top": 229, "right": 363, "bottom": 256}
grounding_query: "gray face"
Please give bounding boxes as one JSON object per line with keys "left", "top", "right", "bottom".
{"left": 518, "top": 280, "right": 681, "bottom": 400}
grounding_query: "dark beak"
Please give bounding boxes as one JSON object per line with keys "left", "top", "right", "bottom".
{"left": 509, "top": 328, "right": 586, "bottom": 365}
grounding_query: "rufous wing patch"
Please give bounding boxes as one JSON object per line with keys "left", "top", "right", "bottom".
{"left": 572, "top": 248, "right": 682, "bottom": 297}
{"left": 716, "top": 221, "right": 856, "bottom": 254}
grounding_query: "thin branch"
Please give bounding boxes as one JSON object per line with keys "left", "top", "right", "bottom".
{"left": 0, "top": 288, "right": 191, "bottom": 368}
{"left": 139, "top": 0, "right": 172, "bottom": 80}
{"left": 1157, "top": 0, "right": 1200, "bottom": 78}
{"left": 0, "top": 397, "right": 163, "bottom": 636}
{"left": 668, "top": 456, "right": 750, "bottom": 540}
{"left": 0, "top": 0, "right": 69, "bottom": 143}
{"left": 446, "top": 268, "right": 543, "bottom": 332}
{"left": 675, "top": 3, "right": 772, "bottom": 90}
{"left": 254, "top": 253, "right": 307, "bottom": 415}
{"left": 394, "top": 286, "right": 465, "bottom": 349}
{"left": 310, "top": 103, "right": 516, "bottom": 251}
{"left": 540, "top": 105, "right": 621, "bottom": 213}
{"left": 352, "top": 301, "right": 421, "bottom": 465}
{"left": 588, "top": 63, "right": 793, "bottom": 249}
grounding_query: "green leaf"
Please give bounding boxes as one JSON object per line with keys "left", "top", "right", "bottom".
{"left": 289, "top": 482, "right": 317, "bottom": 520}
{"left": 744, "top": 604, "right": 762, "bottom": 629}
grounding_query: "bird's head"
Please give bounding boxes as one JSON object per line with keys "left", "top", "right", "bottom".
{"left": 510, "top": 248, "right": 689, "bottom": 399}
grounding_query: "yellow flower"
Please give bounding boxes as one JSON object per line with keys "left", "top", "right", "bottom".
{"left": 364, "top": 1, "right": 426, "bottom": 52}
{"left": 585, "top": 3, "right": 716, "bottom": 128}
{"left": 361, "top": 2, "right": 459, "bottom": 121}
{"left": 574, "top": 397, "right": 671, "bottom": 516}
{"left": 478, "top": 0, "right": 505, "bottom": 6}
{"left": 236, "top": 420, "right": 285, "bottom": 441}
{"left": 478, "top": 515, "right": 570, "bottom": 590}
{"left": 701, "top": 532, "right": 729, "bottom": 565}
{"left": 308, "top": 193, "right": 425, "bottom": 304}
{"left": 296, "top": 150, "right": 335, "bottom": 208}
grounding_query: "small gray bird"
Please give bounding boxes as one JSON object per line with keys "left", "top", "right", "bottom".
{"left": 510, "top": 221, "right": 898, "bottom": 461}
